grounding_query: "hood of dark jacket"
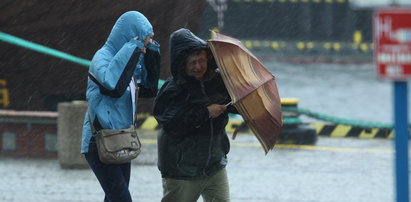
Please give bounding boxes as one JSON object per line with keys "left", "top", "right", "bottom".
{"left": 169, "top": 28, "right": 218, "bottom": 85}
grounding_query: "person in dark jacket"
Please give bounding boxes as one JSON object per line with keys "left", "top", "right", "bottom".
{"left": 153, "top": 28, "right": 237, "bottom": 202}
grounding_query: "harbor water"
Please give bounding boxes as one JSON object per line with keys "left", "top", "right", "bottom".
{"left": 263, "top": 59, "right": 411, "bottom": 125}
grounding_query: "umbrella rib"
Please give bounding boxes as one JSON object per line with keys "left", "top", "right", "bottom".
{"left": 215, "top": 52, "right": 274, "bottom": 104}
{"left": 217, "top": 43, "right": 274, "bottom": 104}
{"left": 209, "top": 39, "right": 262, "bottom": 63}
{"left": 209, "top": 39, "right": 274, "bottom": 104}
{"left": 231, "top": 77, "right": 274, "bottom": 104}
{"left": 234, "top": 80, "right": 281, "bottom": 153}
{"left": 236, "top": 103, "right": 271, "bottom": 153}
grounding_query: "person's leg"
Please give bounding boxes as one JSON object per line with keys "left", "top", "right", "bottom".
{"left": 161, "top": 178, "right": 206, "bottom": 202}
{"left": 121, "top": 160, "right": 131, "bottom": 187}
{"left": 201, "top": 168, "right": 230, "bottom": 202}
{"left": 104, "top": 162, "right": 132, "bottom": 202}
{"left": 85, "top": 151, "right": 132, "bottom": 202}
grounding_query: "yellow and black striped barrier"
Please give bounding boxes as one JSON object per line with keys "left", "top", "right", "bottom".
{"left": 136, "top": 114, "right": 251, "bottom": 133}
{"left": 136, "top": 115, "right": 395, "bottom": 139}
{"left": 136, "top": 98, "right": 396, "bottom": 139}
{"left": 310, "top": 123, "right": 394, "bottom": 139}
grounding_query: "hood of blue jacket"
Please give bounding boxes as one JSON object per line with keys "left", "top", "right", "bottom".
{"left": 104, "top": 11, "right": 153, "bottom": 53}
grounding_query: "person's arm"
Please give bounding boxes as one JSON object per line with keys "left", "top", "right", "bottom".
{"left": 154, "top": 82, "right": 210, "bottom": 136}
{"left": 211, "top": 71, "right": 239, "bottom": 114}
{"left": 207, "top": 104, "right": 227, "bottom": 118}
{"left": 162, "top": 102, "right": 227, "bottom": 135}
{"left": 89, "top": 39, "right": 145, "bottom": 98}
{"left": 139, "top": 40, "right": 161, "bottom": 98}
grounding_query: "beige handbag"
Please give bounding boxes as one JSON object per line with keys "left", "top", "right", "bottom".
{"left": 92, "top": 124, "right": 141, "bottom": 164}
{"left": 89, "top": 80, "right": 141, "bottom": 164}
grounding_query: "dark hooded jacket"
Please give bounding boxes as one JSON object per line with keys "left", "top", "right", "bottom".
{"left": 153, "top": 28, "right": 237, "bottom": 179}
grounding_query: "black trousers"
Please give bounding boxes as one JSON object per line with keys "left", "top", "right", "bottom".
{"left": 85, "top": 141, "right": 132, "bottom": 202}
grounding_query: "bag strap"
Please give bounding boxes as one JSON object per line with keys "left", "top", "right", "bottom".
{"left": 88, "top": 76, "right": 140, "bottom": 135}
{"left": 132, "top": 76, "right": 139, "bottom": 128}
{"left": 88, "top": 112, "right": 98, "bottom": 137}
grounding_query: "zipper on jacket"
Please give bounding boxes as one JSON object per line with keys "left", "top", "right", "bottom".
{"left": 200, "top": 81, "right": 207, "bottom": 97}
{"left": 203, "top": 117, "right": 214, "bottom": 176}
{"left": 201, "top": 81, "right": 214, "bottom": 177}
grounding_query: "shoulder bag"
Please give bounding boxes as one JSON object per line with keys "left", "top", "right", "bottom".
{"left": 89, "top": 79, "right": 142, "bottom": 164}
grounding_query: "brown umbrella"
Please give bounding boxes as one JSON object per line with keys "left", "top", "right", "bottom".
{"left": 208, "top": 31, "right": 283, "bottom": 153}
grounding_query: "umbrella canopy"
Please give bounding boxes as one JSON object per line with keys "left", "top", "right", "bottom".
{"left": 208, "top": 31, "right": 282, "bottom": 153}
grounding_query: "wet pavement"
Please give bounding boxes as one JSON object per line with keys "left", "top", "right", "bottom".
{"left": 0, "top": 130, "right": 398, "bottom": 202}
{"left": 2, "top": 57, "right": 408, "bottom": 202}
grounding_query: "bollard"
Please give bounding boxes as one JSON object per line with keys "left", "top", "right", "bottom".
{"left": 57, "top": 101, "right": 88, "bottom": 169}
{"left": 281, "top": 98, "right": 302, "bottom": 126}
{"left": 280, "top": 98, "right": 317, "bottom": 145}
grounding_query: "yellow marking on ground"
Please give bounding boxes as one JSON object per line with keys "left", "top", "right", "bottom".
{"left": 140, "top": 139, "right": 157, "bottom": 144}
{"left": 225, "top": 120, "right": 243, "bottom": 133}
{"left": 274, "top": 144, "right": 392, "bottom": 153}
{"left": 140, "top": 117, "right": 158, "bottom": 130}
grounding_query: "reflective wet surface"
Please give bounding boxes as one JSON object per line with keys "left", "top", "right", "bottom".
{"left": 0, "top": 131, "right": 400, "bottom": 202}
{"left": 2, "top": 57, "right": 409, "bottom": 202}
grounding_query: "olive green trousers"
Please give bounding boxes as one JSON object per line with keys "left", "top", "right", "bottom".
{"left": 161, "top": 168, "right": 230, "bottom": 202}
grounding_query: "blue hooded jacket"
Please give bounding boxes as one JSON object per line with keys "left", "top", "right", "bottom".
{"left": 81, "top": 11, "right": 160, "bottom": 153}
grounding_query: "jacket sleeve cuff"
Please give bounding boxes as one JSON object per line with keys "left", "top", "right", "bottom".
{"left": 147, "top": 40, "right": 160, "bottom": 52}
{"left": 130, "top": 38, "right": 145, "bottom": 50}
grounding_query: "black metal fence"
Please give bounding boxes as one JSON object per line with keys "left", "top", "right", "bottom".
{"left": 199, "top": 0, "right": 373, "bottom": 52}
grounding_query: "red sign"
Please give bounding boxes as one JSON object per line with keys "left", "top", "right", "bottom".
{"left": 374, "top": 8, "right": 411, "bottom": 80}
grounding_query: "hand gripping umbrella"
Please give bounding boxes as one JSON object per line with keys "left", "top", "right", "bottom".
{"left": 208, "top": 31, "right": 283, "bottom": 153}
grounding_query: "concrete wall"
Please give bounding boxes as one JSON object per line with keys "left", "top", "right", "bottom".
{"left": 0, "top": 102, "right": 159, "bottom": 167}
{"left": 0, "top": 110, "right": 57, "bottom": 158}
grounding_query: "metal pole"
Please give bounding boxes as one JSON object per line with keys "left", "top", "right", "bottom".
{"left": 394, "top": 81, "right": 409, "bottom": 202}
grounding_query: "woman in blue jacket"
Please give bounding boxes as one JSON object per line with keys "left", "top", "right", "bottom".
{"left": 81, "top": 11, "right": 160, "bottom": 202}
